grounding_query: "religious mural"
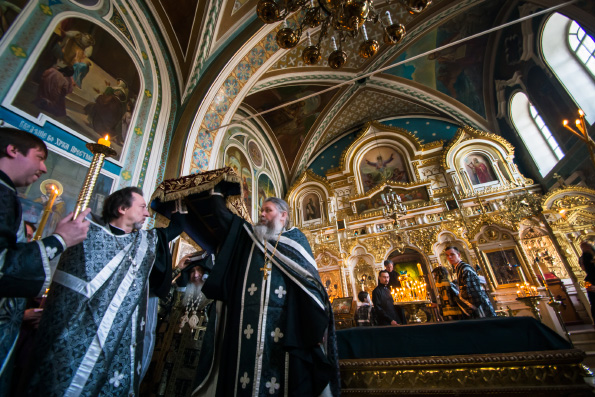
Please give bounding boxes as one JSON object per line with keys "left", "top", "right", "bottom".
{"left": 257, "top": 173, "right": 275, "bottom": 209}
{"left": 359, "top": 146, "right": 408, "bottom": 193}
{"left": 225, "top": 146, "right": 252, "bottom": 215}
{"left": 355, "top": 187, "right": 427, "bottom": 214}
{"left": 464, "top": 153, "right": 497, "bottom": 185}
{"left": 17, "top": 150, "right": 113, "bottom": 236}
{"left": 302, "top": 192, "right": 321, "bottom": 222}
{"left": 484, "top": 248, "right": 523, "bottom": 287}
{"left": 319, "top": 270, "right": 343, "bottom": 302}
{"left": 243, "top": 85, "right": 335, "bottom": 169}
{"left": 12, "top": 17, "right": 140, "bottom": 160}
{"left": 0, "top": 0, "right": 26, "bottom": 39}
{"left": 385, "top": 6, "right": 497, "bottom": 117}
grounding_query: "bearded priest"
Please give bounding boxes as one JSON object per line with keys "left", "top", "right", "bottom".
{"left": 150, "top": 169, "right": 340, "bottom": 397}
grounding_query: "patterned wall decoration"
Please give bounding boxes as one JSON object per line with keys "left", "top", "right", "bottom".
{"left": 316, "top": 89, "right": 436, "bottom": 151}
{"left": 11, "top": 17, "right": 140, "bottom": 161}
{"left": 257, "top": 172, "right": 276, "bottom": 209}
{"left": 188, "top": 14, "right": 310, "bottom": 174}
{"left": 225, "top": 146, "right": 252, "bottom": 215}
{"left": 359, "top": 146, "right": 409, "bottom": 192}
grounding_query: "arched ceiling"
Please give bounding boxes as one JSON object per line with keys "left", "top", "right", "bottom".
{"left": 147, "top": 0, "right": 563, "bottom": 184}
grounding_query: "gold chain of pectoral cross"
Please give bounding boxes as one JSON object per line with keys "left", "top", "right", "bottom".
{"left": 260, "top": 232, "right": 282, "bottom": 280}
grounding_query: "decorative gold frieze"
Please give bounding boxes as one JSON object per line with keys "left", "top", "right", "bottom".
{"left": 340, "top": 350, "right": 588, "bottom": 393}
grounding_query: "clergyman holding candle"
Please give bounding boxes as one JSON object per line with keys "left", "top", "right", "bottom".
{"left": 0, "top": 127, "right": 90, "bottom": 396}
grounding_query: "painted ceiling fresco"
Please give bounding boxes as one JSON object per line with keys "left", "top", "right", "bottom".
{"left": 243, "top": 85, "right": 337, "bottom": 170}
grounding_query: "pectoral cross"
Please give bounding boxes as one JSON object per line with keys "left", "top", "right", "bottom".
{"left": 260, "top": 264, "right": 271, "bottom": 280}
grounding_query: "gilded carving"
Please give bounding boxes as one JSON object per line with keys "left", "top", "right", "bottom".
{"left": 360, "top": 234, "right": 392, "bottom": 262}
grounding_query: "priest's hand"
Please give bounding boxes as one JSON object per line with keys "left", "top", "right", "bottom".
{"left": 390, "top": 320, "right": 398, "bottom": 325}
{"left": 54, "top": 208, "right": 92, "bottom": 248}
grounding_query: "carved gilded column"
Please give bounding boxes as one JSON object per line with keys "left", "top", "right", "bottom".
{"left": 514, "top": 235, "right": 540, "bottom": 285}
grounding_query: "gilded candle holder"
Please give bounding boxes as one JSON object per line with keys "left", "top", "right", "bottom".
{"left": 73, "top": 143, "right": 117, "bottom": 219}
{"left": 516, "top": 295, "right": 545, "bottom": 321}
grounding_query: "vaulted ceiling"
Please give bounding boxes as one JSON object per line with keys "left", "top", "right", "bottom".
{"left": 149, "top": 0, "right": 581, "bottom": 185}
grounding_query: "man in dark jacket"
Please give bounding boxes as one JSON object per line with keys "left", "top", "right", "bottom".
{"left": 0, "top": 127, "right": 90, "bottom": 395}
{"left": 372, "top": 270, "right": 399, "bottom": 326}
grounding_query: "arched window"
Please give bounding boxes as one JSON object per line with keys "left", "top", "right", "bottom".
{"left": 510, "top": 92, "right": 563, "bottom": 176}
{"left": 542, "top": 13, "right": 595, "bottom": 123}
{"left": 568, "top": 21, "right": 595, "bottom": 76}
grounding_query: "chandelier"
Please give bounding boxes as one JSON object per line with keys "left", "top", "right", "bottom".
{"left": 256, "top": 0, "right": 432, "bottom": 69}
{"left": 381, "top": 188, "right": 407, "bottom": 225}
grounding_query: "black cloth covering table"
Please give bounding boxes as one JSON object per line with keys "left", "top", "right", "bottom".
{"left": 336, "top": 316, "right": 571, "bottom": 360}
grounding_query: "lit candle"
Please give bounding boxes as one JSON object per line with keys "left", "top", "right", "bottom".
{"left": 98, "top": 134, "right": 111, "bottom": 147}
{"left": 33, "top": 185, "right": 59, "bottom": 241}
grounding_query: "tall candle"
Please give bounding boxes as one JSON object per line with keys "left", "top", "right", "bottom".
{"left": 33, "top": 185, "right": 59, "bottom": 241}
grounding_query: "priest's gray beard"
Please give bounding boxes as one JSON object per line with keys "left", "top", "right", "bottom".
{"left": 253, "top": 220, "right": 283, "bottom": 242}
{"left": 182, "top": 281, "right": 204, "bottom": 306}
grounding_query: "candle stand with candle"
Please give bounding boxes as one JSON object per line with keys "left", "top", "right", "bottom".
{"left": 73, "top": 138, "right": 117, "bottom": 219}
{"left": 33, "top": 180, "right": 62, "bottom": 240}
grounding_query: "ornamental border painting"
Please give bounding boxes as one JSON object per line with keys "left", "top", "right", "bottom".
{"left": 359, "top": 146, "right": 408, "bottom": 193}
{"left": 464, "top": 153, "right": 497, "bottom": 186}
{"left": 483, "top": 247, "right": 525, "bottom": 288}
{"left": 11, "top": 17, "right": 140, "bottom": 161}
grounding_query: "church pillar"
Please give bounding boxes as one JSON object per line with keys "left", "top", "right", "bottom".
{"left": 513, "top": 235, "right": 540, "bottom": 285}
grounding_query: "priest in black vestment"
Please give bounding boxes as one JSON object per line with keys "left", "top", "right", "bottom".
{"left": 150, "top": 169, "right": 340, "bottom": 397}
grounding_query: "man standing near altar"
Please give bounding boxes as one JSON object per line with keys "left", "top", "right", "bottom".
{"left": 445, "top": 246, "right": 496, "bottom": 319}
{"left": 150, "top": 173, "right": 339, "bottom": 397}
{"left": 28, "top": 186, "right": 184, "bottom": 396}
{"left": 0, "top": 128, "right": 90, "bottom": 395}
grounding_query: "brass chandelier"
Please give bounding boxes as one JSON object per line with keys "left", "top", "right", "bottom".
{"left": 256, "top": 0, "right": 432, "bottom": 69}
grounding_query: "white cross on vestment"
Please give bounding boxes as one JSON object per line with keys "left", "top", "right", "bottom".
{"left": 274, "top": 286, "right": 286, "bottom": 299}
{"left": 140, "top": 317, "right": 145, "bottom": 331}
{"left": 109, "top": 371, "right": 124, "bottom": 388}
{"left": 271, "top": 327, "right": 284, "bottom": 342}
{"left": 137, "top": 361, "right": 142, "bottom": 375}
{"left": 240, "top": 372, "right": 250, "bottom": 389}
{"left": 244, "top": 324, "right": 254, "bottom": 339}
{"left": 266, "top": 377, "right": 280, "bottom": 394}
{"left": 248, "top": 283, "right": 257, "bottom": 296}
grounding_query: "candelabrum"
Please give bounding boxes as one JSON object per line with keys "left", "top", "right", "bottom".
{"left": 73, "top": 139, "right": 117, "bottom": 219}
{"left": 381, "top": 188, "right": 407, "bottom": 226}
{"left": 563, "top": 109, "right": 595, "bottom": 171}
{"left": 391, "top": 272, "right": 428, "bottom": 302}
{"left": 516, "top": 295, "right": 544, "bottom": 321}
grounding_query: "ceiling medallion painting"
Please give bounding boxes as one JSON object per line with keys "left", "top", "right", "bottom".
{"left": 256, "top": 0, "right": 432, "bottom": 68}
